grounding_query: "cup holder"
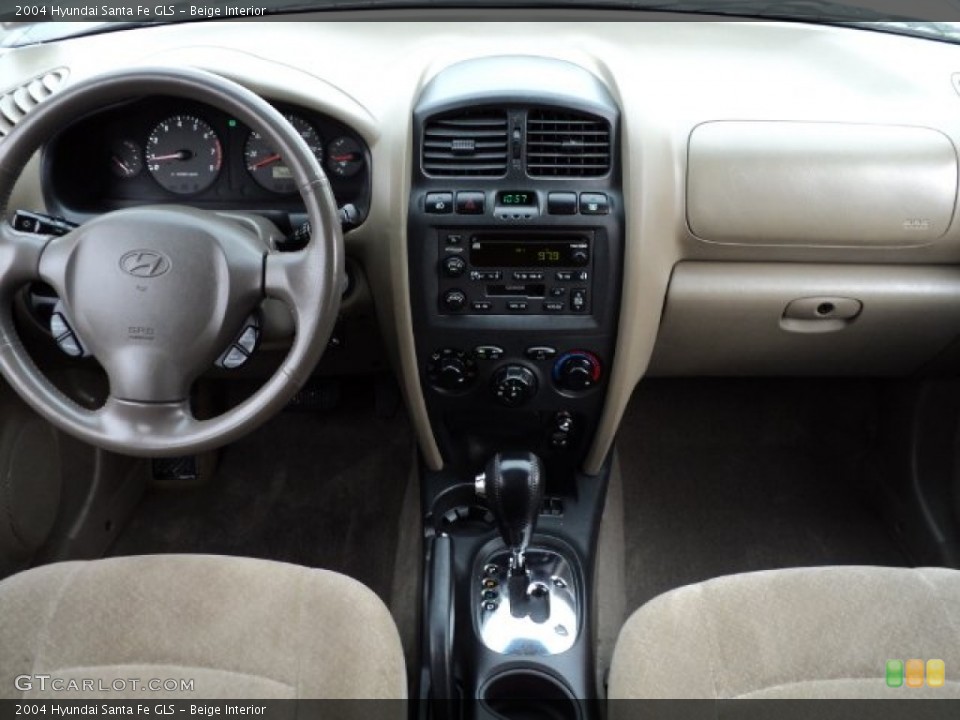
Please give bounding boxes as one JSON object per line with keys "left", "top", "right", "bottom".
{"left": 428, "top": 482, "right": 495, "bottom": 537}
{"left": 480, "top": 670, "right": 581, "bottom": 720}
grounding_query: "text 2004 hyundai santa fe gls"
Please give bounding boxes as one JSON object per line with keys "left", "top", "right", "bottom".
{"left": 0, "top": 2, "right": 959, "bottom": 711}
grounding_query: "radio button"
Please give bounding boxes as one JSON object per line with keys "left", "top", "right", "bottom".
{"left": 580, "top": 192, "right": 610, "bottom": 215}
{"left": 426, "top": 192, "right": 453, "bottom": 214}
{"left": 544, "top": 302, "right": 565, "bottom": 313}
{"left": 472, "top": 301, "right": 493, "bottom": 312}
{"left": 442, "top": 289, "right": 467, "bottom": 312}
{"left": 456, "top": 191, "right": 485, "bottom": 215}
{"left": 470, "top": 270, "right": 502, "bottom": 281}
{"left": 507, "top": 301, "right": 528, "bottom": 312}
{"left": 526, "top": 346, "right": 557, "bottom": 361}
{"left": 548, "top": 192, "right": 578, "bottom": 215}
{"left": 446, "top": 233, "right": 463, "bottom": 245}
{"left": 556, "top": 271, "right": 573, "bottom": 281}
{"left": 571, "top": 289, "right": 587, "bottom": 313}
{"left": 575, "top": 270, "right": 589, "bottom": 281}
{"left": 442, "top": 256, "right": 467, "bottom": 278}
{"left": 549, "top": 287, "right": 566, "bottom": 297}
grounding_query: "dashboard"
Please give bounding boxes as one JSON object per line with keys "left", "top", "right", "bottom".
{"left": 43, "top": 97, "right": 370, "bottom": 229}
{"left": 4, "top": 16, "right": 960, "bottom": 477}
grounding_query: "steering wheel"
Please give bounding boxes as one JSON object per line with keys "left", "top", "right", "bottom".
{"left": 0, "top": 67, "right": 344, "bottom": 457}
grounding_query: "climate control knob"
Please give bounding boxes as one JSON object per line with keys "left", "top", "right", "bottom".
{"left": 491, "top": 365, "right": 538, "bottom": 408}
{"left": 441, "top": 289, "right": 467, "bottom": 312}
{"left": 553, "top": 351, "right": 602, "bottom": 392}
{"left": 427, "top": 348, "right": 477, "bottom": 392}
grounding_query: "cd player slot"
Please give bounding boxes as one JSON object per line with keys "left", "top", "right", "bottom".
{"left": 487, "top": 284, "right": 547, "bottom": 298}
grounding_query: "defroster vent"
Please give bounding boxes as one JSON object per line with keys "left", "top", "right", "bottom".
{"left": 526, "top": 109, "right": 610, "bottom": 177}
{"left": 423, "top": 109, "right": 508, "bottom": 177}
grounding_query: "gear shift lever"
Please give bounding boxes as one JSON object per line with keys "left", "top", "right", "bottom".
{"left": 475, "top": 451, "right": 544, "bottom": 574}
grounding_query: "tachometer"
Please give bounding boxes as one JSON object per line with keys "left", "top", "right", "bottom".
{"left": 244, "top": 115, "right": 324, "bottom": 194}
{"left": 145, "top": 115, "right": 222, "bottom": 195}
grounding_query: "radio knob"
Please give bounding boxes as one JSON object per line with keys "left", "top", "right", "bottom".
{"left": 442, "top": 255, "right": 466, "bottom": 278}
{"left": 554, "top": 351, "right": 602, "bottom": 392}
{"left": 491, "top": 365, "right": 538, "bottom": 408}
{"left": 571, "top": 249, "right": 589, "bottom": 266}
{"left": 442, "top": 289, "right": 467, "bottom": 312}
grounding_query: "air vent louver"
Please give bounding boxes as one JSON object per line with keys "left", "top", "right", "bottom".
{"left": 526, "top": 109, "right": 610, "bottom": 177}
{"left": 0, "top": 68, "right": 69, "bottom": 140}
{"left": 423, "top": 110, "right": 508, "bottom": 177}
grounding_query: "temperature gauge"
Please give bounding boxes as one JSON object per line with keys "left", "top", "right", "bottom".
{"left": 109, "top": 139, "right": 143, "bottom": 179}
{"left": 326, "top": 136, "right": 364, "bottom": 178}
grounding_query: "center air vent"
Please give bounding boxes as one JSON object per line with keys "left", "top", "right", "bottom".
{"left": 423, "top": 110, "right": 508, "bottom": 177}
{"left": 526, "top": 109, "right": 610, "bottom": 177}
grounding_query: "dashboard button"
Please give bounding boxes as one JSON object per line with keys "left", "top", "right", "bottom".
{"left": 580, "top": 192, "right": 609, "bottom": 215}
{"left": 472, "top": 301, "right": 493, "bottom": 312}
{"left": 556, "top": 271, "right": 573, "bottom": 282}
{"left": 549, "top": 287, "right": 566, "bottom": 298}
{"left": 442, "top": 289, "right": 467, "bottom": 312}
{"left": 456, "top": 191, "right": 485, "bottom": 214}
{"left": 548, "top": 192, "right": 578, "bottom": 215}
{"left": 220, "top": 346, "right": 249, "bottom": 370}
{"left": 474, "top": 345, "right": 504, "bottom": 360}
{"left": 507, "top": 301, "right": 528, "bottom": 312}
{"left": 237, "top": 326, "right": 259, "bottom": 353}
{"left": 446, "top": 233, "right": 463, "bottom": 245}
{"left": 442, "top": 255, "right": 467, "bottom": 277}
{"left": 470, "top": 270, "right": 501, "bottom": 281}
{"left": 426, "top": 192, "right": 453, "bottom": 214}
{"left": 571, "top": 288, "right": 587, "bottom": 312}
{"left": 544, "top": 302, "right": 565, "bottom": 312}
{"left": 525, "top": 346, "right": 557, "bottom": 361}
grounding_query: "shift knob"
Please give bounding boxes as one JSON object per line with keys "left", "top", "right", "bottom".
{"left": 476, "top": 451, "right": 544, "bottom": 573}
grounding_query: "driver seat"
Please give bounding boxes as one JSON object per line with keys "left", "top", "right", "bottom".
{"left": 0, "top": 554, "right": 407, "bottom": 699}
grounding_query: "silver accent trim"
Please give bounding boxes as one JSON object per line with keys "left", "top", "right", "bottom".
{"left": 476, "top": 548, "right": 579, "bottom": 656}
{"left": 474, "top": 472, "right": 487, "bottom": 498}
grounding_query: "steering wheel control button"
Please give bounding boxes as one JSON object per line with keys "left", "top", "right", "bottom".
{"left": 474, "top": 346, "right": 504, "bottom": 361}
{"left": 50, "top": 305, "right": 88, "bottom": 358}
{"left": 442, "top": 255, "right": 467, "bottom": 278}
{"left": 492, "top": 365, "right": 538, "bottom": 407}
{"left": 548, "top": 192, "right": 578, "bottom": 215}
{"left": 427, "top": 348, "right": 478, "bottom": 392}
{"left": 237, "top": 326, "right": 259, "bottom": 354}
{"left": 425, "top": 192, "right": 453, "bottom": 214}
{"left": 441, "top": 289, "right": 467, "bottom": 313}
{"left": 220, "top": 347, "right": 249, "bottom": 370}
{"left": 456, "top": 191, "right": 485, "bottom": 215}
{"left": 217, "top": 315, "right": 261, "bottom": 370}
{"left": 553, "top": 351, "right": 602, "bottom": 392}
{"left": 526, "top": 347, "right": 557, "bottom": 362}
{"left": 579, "top": 192, "right": 610, "bottom": 215}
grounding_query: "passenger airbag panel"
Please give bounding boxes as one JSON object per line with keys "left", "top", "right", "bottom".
{"left": 687, "top": 122, "right": 958, "bottom": 247}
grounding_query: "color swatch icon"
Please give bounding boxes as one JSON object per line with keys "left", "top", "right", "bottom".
{"left": 886, "top": 659, "right": 946, "bottom": 688}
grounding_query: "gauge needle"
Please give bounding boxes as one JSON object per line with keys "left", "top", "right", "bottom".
{"left": 112, "top": 157, "right": 131, "bottom": 173}
{"left": 330, "top": 154, "right": 356, "bottom": 162}
{"left": 148, "top": 150, "right": 191, "bottom": 162}
{"left": 250, "top": 154, "right": 281, "bottom": 169}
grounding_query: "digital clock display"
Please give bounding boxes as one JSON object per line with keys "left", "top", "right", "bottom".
{"left": 496, "top": 191, "right": 537, "bottom": 207}
{"left": 470, "top": 235, "right": 589, "bottom": 268}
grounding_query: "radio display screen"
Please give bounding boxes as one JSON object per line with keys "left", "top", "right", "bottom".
{"left": 470, "top": 235, "right": 588, "bottom": 268}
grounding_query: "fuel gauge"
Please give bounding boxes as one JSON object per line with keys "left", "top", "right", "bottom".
{"left": 326, "top": 136, "right": 364, "bottom": 178}
{"left": 109, "top": 139, "right": 143, "bottom": 179}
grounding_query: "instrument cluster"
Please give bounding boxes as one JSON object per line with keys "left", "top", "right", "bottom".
{"left": 44, "top": 96, "right": 370, "bottom": 224}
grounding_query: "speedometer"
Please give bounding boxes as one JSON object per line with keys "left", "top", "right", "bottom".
{"left": 244, "top": 115, "right": 324, "bottom": 194}
{"left": 145, "top": 115, "right": 222, "bottom": 195}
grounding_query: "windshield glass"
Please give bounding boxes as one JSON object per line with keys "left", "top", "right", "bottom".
{"left": 2, "top": 0, "right": 960, "bottom": 48}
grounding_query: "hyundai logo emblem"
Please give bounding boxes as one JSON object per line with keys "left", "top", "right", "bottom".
{"left": 119, "top": 250, "right": 171, "bottom": 279}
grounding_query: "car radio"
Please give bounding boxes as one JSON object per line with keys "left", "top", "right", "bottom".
{"left": 437, "top": 231, "right": 593, "bottom": 315}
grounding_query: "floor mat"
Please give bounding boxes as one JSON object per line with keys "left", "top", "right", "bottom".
{"left": 618, "top": 379, "right": 909, "bottom": 611}
{"left": 109, "top": 381, "right": 413, "bottom": 603}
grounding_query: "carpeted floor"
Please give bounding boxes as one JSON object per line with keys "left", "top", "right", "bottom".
{"left": 617, "top": 379, "right": 909, "bottom": 611}
{"left": 109, "top": 380, "right": 413, "bottom": 603}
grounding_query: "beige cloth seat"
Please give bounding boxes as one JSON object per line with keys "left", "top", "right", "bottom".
{"left": 0, "top": 554, "right": 406, "bottom": 699}
{"left": 609, "top": 566, "right": 960, "bottom": 699}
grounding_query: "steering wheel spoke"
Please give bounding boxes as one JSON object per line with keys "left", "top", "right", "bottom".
{"left": 0, "top": 222, "right": 55, "bottom": 291}
{"left": 96, "top": 396, "right": 197, "bottom": 450}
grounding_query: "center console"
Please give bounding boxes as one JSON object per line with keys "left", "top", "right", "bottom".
{"left": 408, "top": 56, "right": 623, "bottom": 714}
